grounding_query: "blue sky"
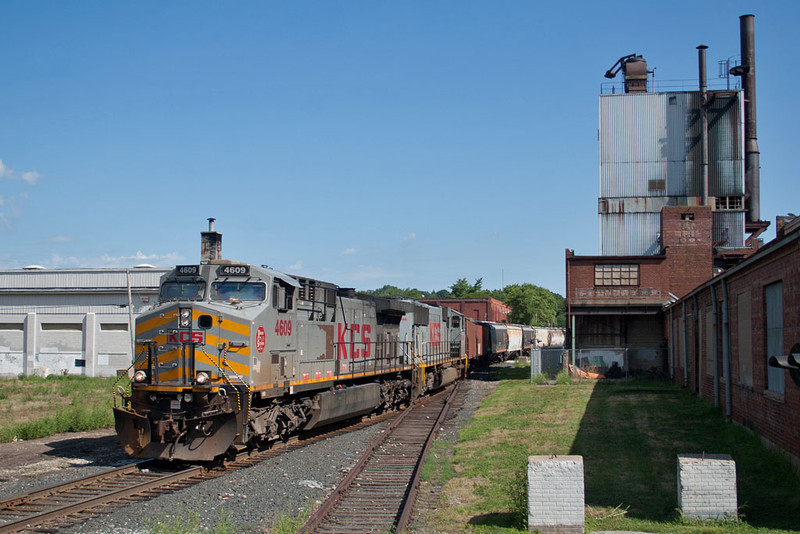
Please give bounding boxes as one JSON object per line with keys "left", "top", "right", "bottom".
{"left": 1, "top": 1, "right": 798, "bottom": 295}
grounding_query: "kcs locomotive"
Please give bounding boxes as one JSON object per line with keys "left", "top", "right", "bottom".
{"left": 113, "top": 221, "right": 470, "bottom": 461}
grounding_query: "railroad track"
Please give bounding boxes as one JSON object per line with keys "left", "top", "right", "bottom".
{"left": 301, "top": 383, "right": 465, "bottom": 533}
{"left": 0, "top": 408, "right": 399, "bottom": 533}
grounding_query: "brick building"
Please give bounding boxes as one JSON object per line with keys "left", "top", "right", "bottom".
{"left": 419, "top": 297, "right": 510, "bottom": 323}
{"left": 665, "top": 216, "right": 800, "bottom": 466}
{"left": 566, "top": 206, "right": 715, "bottom": 373}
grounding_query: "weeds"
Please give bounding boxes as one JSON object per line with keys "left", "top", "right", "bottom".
{"left": 146, "top": 507, "right": 243, "bottom": 534}
{"left": 0, "top": 375, "right": 116, "bottom": 442}
{"left": 270, "top": 504, "right": 311, "bottom": 534}
{"left": 554, "top": 370, "right": 572, "bottom": 384}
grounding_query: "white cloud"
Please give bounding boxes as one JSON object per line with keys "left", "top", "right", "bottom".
{"left": 401, "top": 233, "right": 417, "bottom": 245}
{"left": 0, "top": 159, "right": 42, "bottom": 185}
{"left": 286, "top": 260, "right": 303, "bottom": 271}
{"left": 97, "top": 250, "right": 184, "bottom": 267}
{"left": 49, "top": 235, "right": 73, "bottom": 243}
{"left": 341, "top": 248, "right": 358, "bottom": 255}
{"left": 20, "top": 171, "right": 42, "bottom": 185}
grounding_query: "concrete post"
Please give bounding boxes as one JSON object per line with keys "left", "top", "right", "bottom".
{"left": 527, "top": 455, "right": 584, "bottom": 533}
{"left": 677, "top": 454, "right": 737, "bottom": 520}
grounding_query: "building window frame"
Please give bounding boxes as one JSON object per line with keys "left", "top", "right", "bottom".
{"left": 594, "top": 264, "right": 640, "bottom": 287}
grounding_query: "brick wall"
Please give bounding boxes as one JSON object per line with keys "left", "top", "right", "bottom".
{"left": 661, "top": 206, "right": 714, "bottom": 299}
{"left": 666, "top": 234, "right": 800, "bottom": 465}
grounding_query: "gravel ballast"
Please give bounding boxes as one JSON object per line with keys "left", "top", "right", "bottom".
{"left": 0, "top": 374, "right": 496, "bottom": 533}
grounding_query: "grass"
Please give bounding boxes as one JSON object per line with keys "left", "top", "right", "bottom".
{"left": 0, "top": 375, "right": 118, "bottom": 442}
{"left": 146, "top": 507, "right": 245, "bottom": 534}
{"left": 421, "top": 365, "right": 800, "bottom": 533}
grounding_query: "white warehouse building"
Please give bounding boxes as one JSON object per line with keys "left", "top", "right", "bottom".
{"left": 0, "top": 267, "right": 170, "bottom": 378}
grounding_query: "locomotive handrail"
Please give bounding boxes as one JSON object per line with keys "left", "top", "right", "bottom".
{"left": 111, "top": 363, "right": 135, "bottom": 408}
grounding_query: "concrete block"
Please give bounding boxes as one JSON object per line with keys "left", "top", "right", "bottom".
{"left": 677, "top": 453, "right": 737, "bottom": 520}
{"left": 528, "top": 455, "right": 584, "bottom": 534}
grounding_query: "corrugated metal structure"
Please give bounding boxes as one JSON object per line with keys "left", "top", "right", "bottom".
{"left": 599, "top": 90, "right": 746, "bottom": 255}
{"left": 0, "top": 267, "right": 170, "bottom": 377}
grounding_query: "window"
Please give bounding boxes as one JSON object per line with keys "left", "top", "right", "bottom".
{"left": 0, "top": 323, "right": 23, "bottom": 331}
{"left": 737, "top": 291, "right": 753, "bottom": 388}
{"left": 160, "top": 281, "right": 205, "bottom": 301}
{"left": 594, "top": 264, "right": 639, "bottom": 286}
{"left": 101, "top": 323, "right": 128, "bottom": 331}
{"left": 211, "top": 282, "right": 266, "bottom": 302}
{"left": 41, "top": 323, "right": 82, "bottom": 331}
{"left": 765, "top": 282, "right": 784, "bottom": 395}
{"left": 715, "top": 196, "right": 744, "bottom": 210}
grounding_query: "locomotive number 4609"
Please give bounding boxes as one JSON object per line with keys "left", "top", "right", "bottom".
{"left": 275, "top": 319, "right": 292, "bottom": 336}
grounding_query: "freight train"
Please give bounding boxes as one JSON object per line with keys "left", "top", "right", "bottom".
{"left": 113, "top": 223, "right": 477, "bottom": 462}
{"left": 113, "top": 222, "right": 563, "bottom": 462}
{"left": 478, "top": 322, "right": 565, "bottom": 363}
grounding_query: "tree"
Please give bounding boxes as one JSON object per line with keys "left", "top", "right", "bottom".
{"left": 449, "top": 277, "right": 490, "bottom": 298}
{"left": 494, "top": 283, "right": 565, "bottom": 327}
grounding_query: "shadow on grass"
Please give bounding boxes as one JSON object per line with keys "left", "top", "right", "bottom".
{"left": 489, "top": 365, "right": 531, "bottom": 382}
{"left": 569, "top": 380, "right": 800, "bottom": 531}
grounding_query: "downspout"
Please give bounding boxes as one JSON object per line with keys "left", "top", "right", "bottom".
{"left": 711, "top": 284, "right": 719, "bottom": 407}
{"left": 693, "top": 294, "right": 700, "bottom": 394}
{"left": 721, "top": 279, "right": 732, "bottom": 420}
{"left": 669, "top": 307, "right": 675, "bottom": 380}
{"left": 698, "top": 45, "right": 709, "bottom": 206}
{"left": 571, "top": 315, "right": 576, "bottom": 375}
{"left": 682, "top": 301, "right": 689, "bottom": 387}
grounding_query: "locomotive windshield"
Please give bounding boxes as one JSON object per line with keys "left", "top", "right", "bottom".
{"left": 160, "top": 281, "right": 206, "bottom": 301}
{"left": 211, "top": 282, "right": 266, "bottom": 302}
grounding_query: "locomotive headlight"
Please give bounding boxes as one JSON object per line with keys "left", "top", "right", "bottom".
{"left": 133, "top": 370, "right": 148, "bottom": 383}
{"left": 179, "top": 308, "right": 192, "bottom": 328}
{"left": 196, "top": 371, "right": 210, "bottom": 385}
{"left": 183, "top": 393, "right": 193, "bottom": 402}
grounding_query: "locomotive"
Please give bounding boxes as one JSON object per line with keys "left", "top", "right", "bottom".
{"left": 113, "top": 221, "right": 469, "bottom": 461}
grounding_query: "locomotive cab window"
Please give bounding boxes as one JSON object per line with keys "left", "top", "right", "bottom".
{"left": 272, "top": 283, "right": 295, "bottom": 312}
{"left": 211, "top": 282, "right": 266, "bottom": 302}
{"left": 160, "top": 281, "right": 205, "bottom": 302}
{"left": 452, "top": 316, "right": 461, "bottom": 328}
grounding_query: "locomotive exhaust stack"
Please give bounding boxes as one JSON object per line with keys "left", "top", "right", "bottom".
{"left": 200, "top": 217, "right": 222, "bottom": 263}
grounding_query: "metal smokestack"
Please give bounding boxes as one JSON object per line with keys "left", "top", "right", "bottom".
{"left": 739, "top": 14, "right": 760, "bottom": 223}
{"left": 698, "top": 45, "right": 709, "bottom": 206}
{"left": 200, "top": 217, "right": 222, "bottom": 263}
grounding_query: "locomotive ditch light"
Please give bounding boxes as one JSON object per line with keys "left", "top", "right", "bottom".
{"left": 179, "top": 308, "right": 192, "bottom": 328}
{"left": 196, "top": 371, "right": 210, "bottom": 385}
{"left": 133, "top": 370, "right": 148, "bottom": 383}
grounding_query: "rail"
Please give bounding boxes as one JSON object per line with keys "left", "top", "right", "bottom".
{"left": 300, "top": 383, "right": 462, "bottom": 533}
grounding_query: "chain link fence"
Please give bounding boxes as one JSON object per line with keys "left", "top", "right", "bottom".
{"left": 530, "top": 346, "right": 668, "bottom": 380}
